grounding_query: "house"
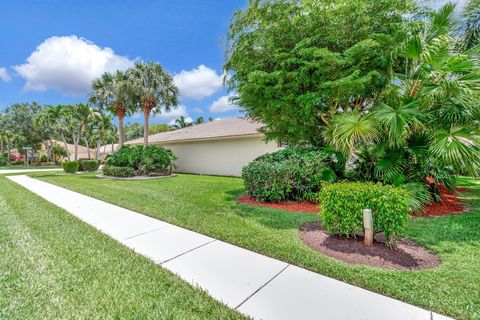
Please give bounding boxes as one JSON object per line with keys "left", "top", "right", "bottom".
{"left": 126, "top": 117, "right": 282, "bottom": 176}
{"left": 42, "top": 140, "right": 96, "bottom": 160}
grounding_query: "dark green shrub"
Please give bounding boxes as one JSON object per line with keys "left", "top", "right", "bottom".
{"left": 81, "top": 160, "right": 100, "bottom": 172}
{"left": 40, "top": 155, "right": 48, "bottom": 162}
{"left": 62, "top": 161, "right": 79, "bottom": 173}
{"left": 320, "top": 182, "right": 411, "bottom": 247}
{"left": 103, "top": 166, "right": 135, "bottom": 177}
{"left": 0, "top": 157, "right": 7, "bottom": 166}
{"left": 242, "top": 147, "right": 336, "bottom": 202}
{"left": 11, "top": 160, "right": 24, "bottom": 165}
{"left": 138, "top": 145, "right": 177, "bottom": 175}
{"left": 106, "top": 145, "right": 177, "bottom": 176}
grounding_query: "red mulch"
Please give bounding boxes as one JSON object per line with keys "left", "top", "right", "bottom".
{"left": 420, "top": 185, "right": 467, "bottom": 217}
{"left": 237, "top": 196, "right": 319, "bottom": 213}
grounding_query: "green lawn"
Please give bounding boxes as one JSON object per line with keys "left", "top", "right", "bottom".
{"left": 0, "top": 175, "right": 243, "bottom": 320}
{"left": 0, "top": 165, "right": 61, "bottom": 170}
{"left": 33, "top": 173, "right": 480, "bottom": 319}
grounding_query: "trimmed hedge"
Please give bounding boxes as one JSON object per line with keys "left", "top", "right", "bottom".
{"left": 320, "top": 181, "right": 411, "bottom": 247}
{"left": 80, "top": 160, "right": 100, "bottom": 172}
{"left": 102, "top": 166, "right": 135, "bottom": 177}
{"left": 242, "top": 147, "right": 336, "bottom": 202}
{"left": 62, "top": 161, "right": 80, "bottom": 173}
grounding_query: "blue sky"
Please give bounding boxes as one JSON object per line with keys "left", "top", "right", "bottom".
{"left": 0, "top": 0, "right": 247, "bottom": 124}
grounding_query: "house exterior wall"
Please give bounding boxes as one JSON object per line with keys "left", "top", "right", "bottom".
{"left": 154, "top": 136, "right": 281, "bottom": 177}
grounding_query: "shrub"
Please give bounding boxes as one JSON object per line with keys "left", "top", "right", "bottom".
{"left": 320, "top": 182, "right": 411, "bottom": 247}
{"left": 11, "top": 160, "right": 24, "bottom": 165}
{"left": 81, "top": 160, "right": 100, "bottom": 172}
{"left": 0, "top": 157, "right": 7, "bottom": 166}
{"left": 106, "top": 145, "right": 177, "bottom": 176}
{"left": 40, "top": 155, "right": 48, "bottom": 162}
{"left": 62, "top": 161, "right": 80, "bottom": 173}
{"left": 242, "top": 147, "right": 336, "bottom": 202}
{"left": 103, "top": 166, "right": 135, "bottom": 177}
{"left": 138, "top": 145, "right": 177, "bottom": 175}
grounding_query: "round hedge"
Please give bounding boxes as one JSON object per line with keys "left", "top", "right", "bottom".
{"left": 62, "top": 161, "right": 79, "bottom": 173}
{"left": 242, "top": 147, "right": 336, "bottom": 202}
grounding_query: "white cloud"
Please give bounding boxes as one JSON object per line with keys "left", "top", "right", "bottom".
{"left": 156, "top": 105, "right": 188, "bottom": 120}
{"left": 209, "top": 94, "right": 237, "bottom": 113}
{"left": 14, "top": 35, "right": 134, "bottom": 96}
{"left": 192, "top": 107, "right": 203, "bottom": 113}
{"left": 173, "top": 65, "right": 223, "bottom": 100}
{"left": 0, "top": 68, "right": 11, "bottom": 82}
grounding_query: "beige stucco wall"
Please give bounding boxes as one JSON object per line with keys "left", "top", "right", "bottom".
{"left": 155, "top": 135, "right": 281, "bottom": 177}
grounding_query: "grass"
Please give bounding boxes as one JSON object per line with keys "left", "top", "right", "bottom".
{"left": 0, "top": 175, "right": 244, "bottom": 320}
{"left": 0, "top": 165, "right": 61, "bottom": 170}
{"left": 33, "top": 173, "right": 480, "bottom": 319}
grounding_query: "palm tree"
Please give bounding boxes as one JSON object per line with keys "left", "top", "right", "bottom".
{"left": 34, "top": 106, "right": 58, "bottom": 161}
{"left": 127, "top": 62, "right": 179, "bottom": 146}
{"left": 460, "top": 0, "right": 480, "bottom": 50}
{"left": 47, "top": 105, "right": 72, "bottom": 161}
{"left": 324, "top": 3, "right": 479, "bottom": 206}
{"left": 90, "top": 71, "right": 133, "bottom": 148}
{"left": 172, "top": 116, "right": 193, "bottom": 129}
{"left": 194, "top": 116, "right": 205, "bottom": 125}
{"left": 89, "top": 112, "right": 115, "bottom": 159}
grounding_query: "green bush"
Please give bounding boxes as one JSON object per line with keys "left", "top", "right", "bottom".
{"left": 105, "top": 145, "right": 177, "bottom": 176}
{"left": 138, "top": 145, "right": 177, "bottom": 175}
{"left": 62, "top": 161, "right": 80, "bottom": 173}
{"left": 242, "top": 147, "right": 336, "bottom": 202}
{"left": 0, "top": 157, "right": 7, "bottom": 166}
{"left": 40, "top": 155, "right": 48, "bottom": 162}
{"left": 103, "top": 166, "right": 135, "bottom": 177}
{"left": 320, "top": 182, "right": 411, "bottom": 247}
{"left": 80, "top": 160, "right": 100, "bottom": 172}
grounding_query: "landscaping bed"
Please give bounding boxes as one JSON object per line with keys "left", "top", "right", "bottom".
{"left": 237, "top": 195, "right": 318, "bottom": 213}
{"left": 299, "top": 221, "right": 440, "bottom": 270}
{"left": 422, "top": 185, "right": 467, "bottom": 216}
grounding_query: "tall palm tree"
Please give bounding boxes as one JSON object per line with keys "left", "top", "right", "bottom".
{"left": 127, "top": 62, "right": 179, "bottom": 146}
{"left": 90, "top": 71, "right": 133, "bottom": 148}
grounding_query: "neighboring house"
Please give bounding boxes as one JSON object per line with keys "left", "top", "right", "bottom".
{"left": 126, "top": 117, "right": 282, "bottom": 176}
{"left": 98, "top": 143, "right": 118, "bottom": 157}
{"left": 9, "top": 140, "right": 96, "bottom": 161}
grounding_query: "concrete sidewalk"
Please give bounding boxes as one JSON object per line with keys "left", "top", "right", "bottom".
{"left": 7, "top": 175, "right": 452, "bottom": 320}
{"left": 0, "top": 168, "right": 63, "bottom": 174}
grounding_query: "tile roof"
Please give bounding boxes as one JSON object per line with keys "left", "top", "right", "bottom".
{"left": 126, "top": 117, "right": 265, "bottom": 145}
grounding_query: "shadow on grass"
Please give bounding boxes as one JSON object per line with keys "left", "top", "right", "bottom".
{"left": 223, "top": 188, "right": 319, "bottom": 231}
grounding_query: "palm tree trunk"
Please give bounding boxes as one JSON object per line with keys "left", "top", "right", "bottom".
{"left": 7, "top": 139, "right": 11, "bottom": 165}
{"left": 143, "top": 109, "right": 149, "bottom": 146}
{"left": 96, "top": 141, "right": 101, "bottom": 159}
{"left": 84, "top": 137, "right": 91, "bottom": 159}
{"left": 118, "top": 111, "right": 125, "bottom": 149}
{"left": 0, "top": 138, "right": 4, "bottom": 155}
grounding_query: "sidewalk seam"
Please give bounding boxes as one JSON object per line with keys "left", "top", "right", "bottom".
{"left": 160, "top": 239, "right": 217, "bottom": 264}
{"left": 235, "top": 264, "right": 290, "bottom": 310}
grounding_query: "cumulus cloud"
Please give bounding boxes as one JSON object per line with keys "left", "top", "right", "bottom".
{"left": 156, "top": 105, "right": 188, "bottom": 120}
{"left": 14, "top": 35, "right": 134, "bottom": 96}
{"left": 209, "top": 94, "right": 237, "bottom": 113}
{"left": 0, "top": 68, "right": 11, "bottom": 82}
{"left": 173, "top": 65, "right": 223, "bottom": 100}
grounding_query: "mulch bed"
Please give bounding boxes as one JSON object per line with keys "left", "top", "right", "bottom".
{"left": 300, "top": 221, "right": 441, "bottom": 270}
{"left": 237, "top": 195, "right": 319, "bottom": 213}
{"left": 421, "top": 185, "right": 467, "bottom": 216}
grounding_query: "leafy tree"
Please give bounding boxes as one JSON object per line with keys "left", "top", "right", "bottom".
{"left": 89, "top": 112, "right": 116, "bottom": 159}
{"left": 194, "top": 117, "right": 205, "bottom": 125}
{"left": 124, "top": 122, "right": 144, "bottom": 141}
{"left": 90, "top": 70, "right": 134, "bottom": 148}
{"left": 225, "top": 0, "right": 416, "bottom": 145}
{"left": 149, "top": 123, "right": 171, "bottom": 135}
{"left": 127, "top": 62, "right": 179, "bottom": 146}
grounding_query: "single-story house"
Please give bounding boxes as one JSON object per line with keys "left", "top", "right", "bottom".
{"left": 9, "top": 140, "right": 95, "bottom": 161}
{"left": 126, "top": 117, "right": 282, "bottom": 176}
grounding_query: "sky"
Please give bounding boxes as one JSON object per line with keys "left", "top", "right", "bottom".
{"left": 0, "top": 0, "right": 247, "bottom": 125}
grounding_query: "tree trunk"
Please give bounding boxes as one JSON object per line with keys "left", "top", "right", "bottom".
{"left": 73, "top": 135, "right": 79, "bottom": 161}
{"left": 7, "top": 139, "right": 11, "bottom": 165}
{"left": 0, "top": 138, "right": 3, "bottom": 155}
{"left": 118, "top": 111, "right": 125, "bottom": 149}
{"left": 96, "top": 141, "right": 101, "bottom": 160}
{"left": 84, "top": 137, "right": 91, "bottom": 159}
{"left": 60, "top": 133, "right": 71, "bottom": 161}
{"left": 143, "top": 109, "right": 149, "bottom": 147}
